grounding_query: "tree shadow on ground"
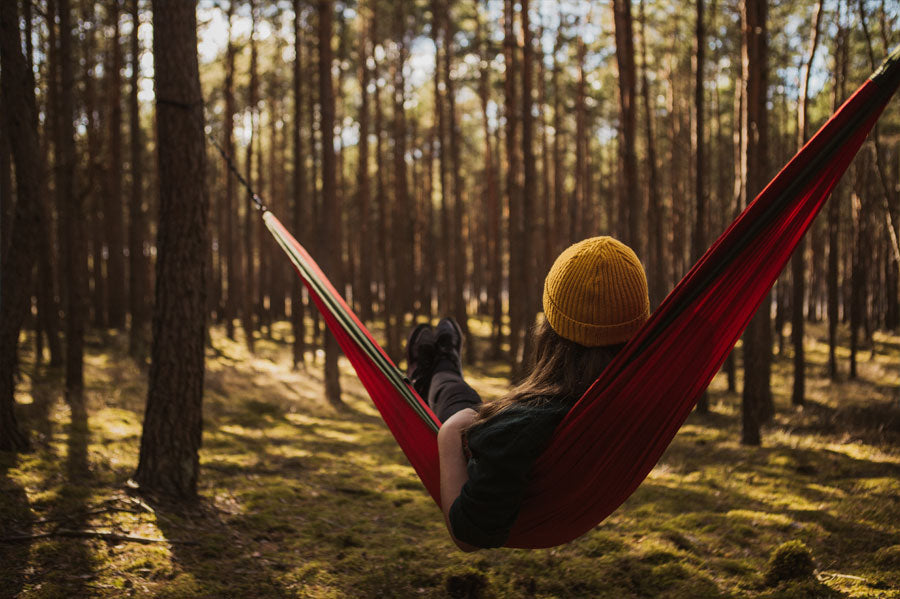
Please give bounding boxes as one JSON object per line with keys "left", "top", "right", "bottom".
{"left": 0, "top": 452, "right": 32, "bottom": 598}
{"left": 151, "top": 496, "right": 292, "bottom": 599}
{"left": 39, "top": 397, "right": 99, "bottom": 596}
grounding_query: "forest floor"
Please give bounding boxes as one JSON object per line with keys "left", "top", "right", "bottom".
{"left": 1, "top": 318, "right": 900, "bottom": 599}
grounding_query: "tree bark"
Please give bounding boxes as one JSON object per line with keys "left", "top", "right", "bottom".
{"left": 129, "top": 0, "right": 149, "bottom": 358}
{"left": 354, "top": 0, "right": 373, "bottom": 324}
{"left": 519, "top": 0, "right": 538, "bottom": 369}
{"left": 243, "top": 0, "right": 258, "bottom": 351}
{"left": 612, "top": 0, "right": 639, "bottom": 251}
{"left": 740, "top": 0, "right": 772, "bottom": 445}
{"left": 107, "top": 0, "right": 127, "bottom": 329}
{"left": 134, "top": 0, "right": 208, "bottom": 499}
{"left": 392, "top": 1, "right": 413, "bottom": 321}
{"left": 503, "top": 0, "right": 522, "bottom": 370}
{"left": 318, "top": 0, "right": 344, "bottom": 408}
{"left": 442, "top": 3, "right": 468, "bottom": 338}
{"left": 827, "top": 5, "right": 848, "bottom": 382}
{"left": 791, "top": 0, "right": 824, "bottom": 406}
{"left": 0, "top": 0, "right": 46, "bottom": 451}
{"left": 693, "top": 0, "right": 709, "bottom": 413}
{"left": 639, "top": 0, "right": 664, "bottom": 310}
{"left": 291, "top": 0, "right": 308, "bottom": 365}
{"left": 476, "top": 2, "right": 503, "bottom": 357}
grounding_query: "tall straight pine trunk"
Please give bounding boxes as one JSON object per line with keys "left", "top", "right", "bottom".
{"left": 318, "top": 0, "right": 344, "bottom": 408}
{"left": 740, "top": 0, "right": 772, "bottom": 445}
{"left": 134, "top": 0, "right": 208, "bottom": 498}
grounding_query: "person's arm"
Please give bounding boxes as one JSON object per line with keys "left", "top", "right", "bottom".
{"left": 437, "top": 407, "right": 479, "bottom": 552}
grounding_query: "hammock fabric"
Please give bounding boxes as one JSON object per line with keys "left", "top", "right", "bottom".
{"left": 262, "top": 47, "right": 900, "bottom": 549}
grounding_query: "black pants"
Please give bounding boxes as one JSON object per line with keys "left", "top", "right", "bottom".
{"left": 427, "top": 370, "right": 483, "bottom": 423}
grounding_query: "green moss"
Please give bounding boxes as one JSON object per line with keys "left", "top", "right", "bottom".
{"left": 444, "top": 566, "right": 489, "bottom": 599}
{"left": 873, "top": 544, "right": 900, "bottom": 569}
{"left": 7, "top": 322, "right": 900, "bottom": 598}
{"left": 765, "top": 540, "right": 816, "bottom": 586}
{"left": 758, "top": 579, "right": 844, "bottom": 599}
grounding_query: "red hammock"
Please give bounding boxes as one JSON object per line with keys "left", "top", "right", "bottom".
{"left": 262, "top": 47, "right": 900, "bottom": 549}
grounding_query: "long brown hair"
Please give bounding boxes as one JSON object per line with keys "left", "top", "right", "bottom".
{"left": 474, "top": 318, "right": 623, "bottom": 424}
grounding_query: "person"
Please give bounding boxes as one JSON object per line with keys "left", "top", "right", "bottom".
{"left": 405, "top": 236, "right": 651, "bottom": 551}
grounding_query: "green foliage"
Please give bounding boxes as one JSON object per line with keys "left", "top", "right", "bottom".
{"left": 765, "top": 540, "right": 815, "bottom": 586}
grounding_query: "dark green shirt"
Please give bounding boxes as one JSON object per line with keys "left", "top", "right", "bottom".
{"left": 447, "top": 400, "right": 571, "bottom": 548}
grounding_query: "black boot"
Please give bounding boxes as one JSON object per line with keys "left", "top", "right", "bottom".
{"left": 434, "top": 317, "right": 464, "bottom": 375}
{"left": 406, "top": 323, "right": 436, "bottom": 398}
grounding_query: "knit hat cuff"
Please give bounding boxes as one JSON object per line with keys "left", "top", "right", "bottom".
{"left": 543, "top": 286, "right": 650, "bottom": 347}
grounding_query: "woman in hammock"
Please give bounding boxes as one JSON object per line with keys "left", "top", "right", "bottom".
{"left": 406, "top": 236, "right": 650, "bottom": 550}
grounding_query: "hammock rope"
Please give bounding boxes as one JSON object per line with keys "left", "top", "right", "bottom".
{"left": 214, "top": 45, "right": 900, "bottom": 549}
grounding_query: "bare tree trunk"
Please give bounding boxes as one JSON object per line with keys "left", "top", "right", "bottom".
{"left": 791, "top": 0, "right": 824, "bottom": 406}
{"left": 503, "top": 0, "right": 522, "bottom": 371}
{"left": 573, "top": 33, "right": 586, "bottom": 244}
{"left": 476, "top": 1, "right": 503, "bottom": 357}
{"left": 129, "top": 0, "right": 149, "bottom": 358}
{"left": 107, "top": 0, "right": 126, "bottom": 329}
{"left": 0, "top": 88, "right": 10, "bottom": 261}
{"left": 693, "top": 0, "right": 709, "bottom": 413}
{"left": 374, "top": 53, "right": 397, "bottom": 360}
{"left": 318, "top": 0, "right": 344, "bottom": 408}
{"left": 613, "top": 0, "right": 639, "bottom": 251}
{"left": 223, "top": 0, "right": 238, "bottom": 341}
{"left": 740, "top": 0, "right": 772, "bottom": 445}
{"left": 639, "top": 0, "right": 664, "bottom": 310}
{"left": 443, "top": 3, "right": 468, "bottom": 337}
{"left": 243, "top": 0, "right": 258, "bottom": 351}
{"left": 538, "top": 23, "right": 552, "bottom": 282}
{"left": 0, "top": 0, "right": 46, "bottom": 451}
{"left": 82, "top": 1, "right": 107, "bottom": 329}
{"left": 354, "top": 0, "right": 373, "bottom": 323}
{"left": 432, "top": 0, "right": 450, "bottom": 319}
{"left": 392, "top": 1, "right": 413, "bottom": 322}
{"left": 519, "top": 0, "right": 538, "bottom": 367}
{"left": 291, "top": 0, "right": 307, "bottom": 365}
{"left": 135, "top": 0, "right": 207, "bottom": 498}
{"left": 551, "top": 19, "right": 564, "bottom": 254}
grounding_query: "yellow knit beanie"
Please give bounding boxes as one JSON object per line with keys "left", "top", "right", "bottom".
{"left": 542, "top": 237, "right": 650, "bottom": 347}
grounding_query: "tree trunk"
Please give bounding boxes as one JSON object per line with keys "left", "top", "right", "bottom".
{"left": 374, "top": 53, "right": 397, "bottom": 360}
{"left": 612, "top": 0, "right": 639, "bottom": 251}
{"left": 791, "top": 0, "right": 824, "bottom": 406}
{"left": 82, "top": 1, "right": 107, "bottom": 329}
{"left": 392, "top": 1, "right": 413, "bottom": 322}
{"left": 318, "top": 0, "right": 344, "bottom": 408}
{"left": 740, "top": 0, "right": 772, "bottom": 445}
{"left": 519, "top": 0, "right": 538, "bottom": 369}
{"left": 292, "top": 0, "right": 308, "bottom": 365}
{"left": 503, "top": 0, "right": 522, "bottom": 371}
{"left": 573, "top": 33, "right": 586, "bottom": 244}
{"left": 129, "top": 0, "right": 149, "bottom": 358}
{"left": 693, "top": 0, "right": 709, "bottom": 413}
{"left": 0, "top": 0, "right": 47, "bottom": 451}
{"left": 551, "top": 19, "right": 564, "bottom": 254}
{"left": 354, "top": 0, "right": 373, "bottom": 324}
{"left": 639, "top": 0, "right": 664, "bottom": 310}
{"left": 476, "top": 2, "right": 503, "bottom": 357}
{"left": 107, "top": 0, "right": 127, "bottom": 329}
{"left": 442, "top": 3, "right": 468, "bottom": 338}
{"left": 221, "top": 2, "right": 238, "bottom": 341}
{"left": 243, "top": 0, "right": 258, "bottom": 351}
{"left": 0, "top": 87, "right": 10, "bottom": 262}
{"left": 134, "top": 0, "right": 208, "bottom": 499}
{"left": 432, "top": 0, "right": 450, "bottom": 319}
